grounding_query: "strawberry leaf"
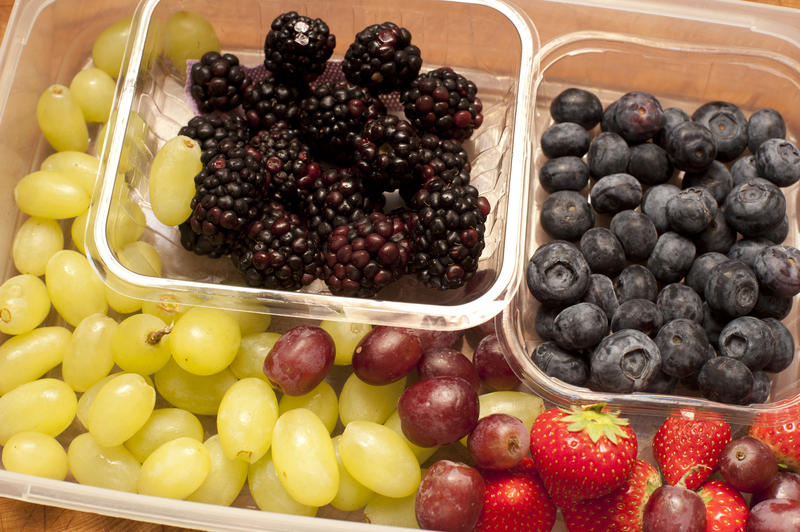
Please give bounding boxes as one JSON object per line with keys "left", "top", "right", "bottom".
{"left": 562, "top": 403, "right": 631, "bottom": 444}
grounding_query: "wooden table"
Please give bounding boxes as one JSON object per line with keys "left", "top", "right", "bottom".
{"left": 0, "top": 0, "right": 799, "bottom": 529}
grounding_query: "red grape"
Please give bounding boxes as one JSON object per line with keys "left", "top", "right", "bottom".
{"left": 263, "top": 325, "right": 335, "bottom": 395}
{"left": 473, "top": 334, "right": 520, "bottom": 390}
{"left": 719, "top": 436, "right": 778, "bottom": 493}
{"left": 643, "top": 484, "right": 706, "bottom": 532}
{"left": 752, "top": 472, "right": 800, "bottom": 506}
{"left": 465, "top": 316, "right": 496, "bottom": 350}
{"left": 397, "top": 376, "right": 479, "bottom": 447}
{"left": 399, "top": 326, "right": 464, "bottom": 351}
{"left": 417, "top": 347, "right": 479, "bottom": 391}
{"left": 415, "top": 460, "right": 484, "bottom": 532}
{"left": 352, "top": 326, "right": 422, "bottom": 385}
{"left": 467, "top": 413, "right": 529, "bottom": 470}
{"left": 747, "top": 498, "right": 800, "bottom": 532}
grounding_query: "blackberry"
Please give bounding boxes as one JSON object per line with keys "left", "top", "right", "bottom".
{"left": 352, "top": 115, "right": 424, "bottom": 192}
{"left": 189, "top": 51, "right": 249, "bottom": 113}
{"left": 342, "top": 22, "right": 423, "bottom": 94}
{"left": 401, "top": 67, "right": 483, "bottom": 141}
{"left": 298, "top": 81, "right": 386, "bottom": 164}
{"left": 322, "top": 212, "right": 414, "bottom": 297}
{"left": 178, "top": 114, "right": 250, "bottom": 165}
{"left": 241, "top": 75, "right": 305, "bottom": 131}
{"left": 232, "top": 201, "right": 322, "bottom": 290}
{"left": 407, "top": 183, "right": 491, "bottom": 290}
{"left": 263, "top": 11, "right": 335, "bottom": 83}
{"left": 400, "top": 132, "right": 471, "bottom": 202}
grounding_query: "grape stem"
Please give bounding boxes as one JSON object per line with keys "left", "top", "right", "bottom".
{"left": 147, "top": 325, "right": 173, "bottom": 345}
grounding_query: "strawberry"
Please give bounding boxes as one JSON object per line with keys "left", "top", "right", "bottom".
{"left": 749, "top": 402, "right": 800, "bottom": 473}
{"left": 528, "top": 404, "right": 638, "bottom": 508}
{"left": 475, "top": 457, "right": 556, "bottom": 532}
{"left": 562, "top": 459, "right": 661, "bottom": 532}
{"left": 697, "top": 480, "right": 749, "bottom": 532}
{"left": 653, "top": 413, "right": 731, "bottom": 490}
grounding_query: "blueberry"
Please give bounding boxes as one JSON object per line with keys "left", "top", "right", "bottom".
{"left": 730, "top": 155, "right": 760, "bottom": 186}
{"left": 611, "top": 299, "right": 663, "bottom": 337}
{"left": 755, "top": 138, "right": 800, "bottom": 187}
{"left": 615, "top": 264, "right": 658, "bottom": 303}
{"left": 531, "top": 341, "right": 589, "bottom": 386}
{"left": 657, "top": 283, "right": 703, "bottom": 323}
{"left": 727, "top": 237, "right": 773, "bottom": 269}
{"left": 691, "top": 101, "right": 748, "bottom": 161}
{"left": 665, "top": 121, "right": 717, "bottom": 172}
{"left": 582, "top": 273, "right": 619, "bottom": 321}
{"left": 747, "top": 108, "right": 786, "bottom": 155}
{"left": 541, "top": 122, "right": 591, "bottom": 158}
{"left": 552, "top": 302, "right": 609, "bottom": 351}
{"left": 614, "top": 91, "right": 665, "bottom": 143}
{"left": 550, "top": 88, "right": 603, "bottom": 130}
{"left": 704, "top": 259, "right": 759, "bottom": 318}
{"left": 763, "top": 318, "right": 795, "bottom": 373}
{"left": 656, "top": 318, "right": 711, "bottom": 378}
{"left": 540, "top": 190, "right": 595, "bottom": 241}
{"left": 752, "top": 287, "right": 793, "bottom": 321}
{"left": 682, "top": 161, "right": 733, "bottom": 205}
{"left": 641, "top": 183, "right": 681, "bottom": 234}
{"left": 718, "top": 316, "right": 775, "bottom": 371}
{"left": 588, "top": 132, "right": 630, "bottom": 178}
{"left": 601, "top": 100, "right": 621, "bottom": 134}
{"left": 750, "top": 371, "right": 771, "bottom": 404}
{"left": 579, "top": 227, "right": 626, "bottom": 278}
{"left": 755, "top": 214, "right": 789, "bottom": 244}
{"left": 681, "top": 345, "right": 716, "bottom": 391}
{"left": 753, "top": 245, "right": 800, "bottom": 297}
{"left": 627, "top": 143, "right": 673, "bottom": 185}
{"left": 654, "top": 107, "right": 690, "bottom": 148}
{"left": 589, "top": 173, "right": 642, "bottom": 214}
{"left": 610, "top": 210, "right": 658, "bottom": 262}
{"left": 685, "top": 252, "right": 728, "bottom": 297}
{"left": 702, "top": 302, "right": 726, "bottom": 346}
{"left": 693, "top": 209, "right": 736, "bottom": 255}
{"left": 697, "top": 356, "right": 754, "bottom": 404}
{"left": 646, "top": 231, "right": 696, "bottom": 284}
{"left": 534, "top": 304, "right": 563, "bottom": 341}
{"left": 590, "top": 329, "right": 661, "bottom": 393}
{"left": 666, "top": 187, "right": 718, "bottom": 235}
{"left": 539, "top": 156, "right": 590, "bottom": 193}
{"left": 526, "top": 240, "right": 591, "bottom": 306}
{"left": 724, "top": 178, "right": 786, "bottom": 237}
{"left": 644, "top": 371, "right": 677, "bottom": 395}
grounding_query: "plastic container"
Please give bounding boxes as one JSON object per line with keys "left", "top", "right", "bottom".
{"left": 84, "top": 0, "right": 537, "bottom": 332}
{"left": 499, "top": 0, "right": 800, "bottom": 425}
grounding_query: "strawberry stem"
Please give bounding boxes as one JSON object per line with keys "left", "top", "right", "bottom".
{"left": 675, "top": 464, "right": 710, "bottom": 489}
{"left": 561, "top": 403, "right": 631, "bottom": 444}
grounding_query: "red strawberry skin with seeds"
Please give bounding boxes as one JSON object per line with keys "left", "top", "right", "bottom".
{"left": 653, "top": 415, "right": 731, "bottom": 490}
{"left": 698, "top": 480, "right": 749, "bottom": 532}
{"left": 749, "top": 403, "right": 800, "bottom": 473}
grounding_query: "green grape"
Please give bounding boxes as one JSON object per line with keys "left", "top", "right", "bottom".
{"left": 137, "top": 436, "right": 211, "bottom": 499}
{"left": 141, "top": 292, "right": 201, "bottom": 325}
{"left": 0, "top": 326, "right": 71, "bottom": 394}
{"left": 229, "top": 331, "right": 280, "bottom": 382}
{"left": 91, "top": 17, "right": 131, "bottom": 78}
{"left": 68, "top": 432, "right": 140, "bottom": 492}
{"left": 227, "top": 308, "right": 271, "bottom": 336}
{"left": 320, "top": 320, "right": 371, "bottom": 366}
{"left": 217, "top": 378, "right": 279, "bottom": 464}
{"left": 187, "top": 434, "right": 248, "bottom": 506}
{"left": 76, "top": 372, "right": 154, "bottom": 428}
{"left": 279, "top": 380, "right": 338, "bottom": 434}
{"left": 69, "top": 67, "right": 115, "bottom": 123}
{"left": 338, "top": 420, "right": 421, "bottom": 498}
{"left": 41, "top": 151, "right": 101, "bottom": 197}
{"left": 339, "top": 373, "right": 406, "bottom": 426}
{"left": 329, "top": 435, "right": 373, "bottom": 512}
{"left": 36, "top": 84, "right": 88, "bottom": 152}
{"left": 45, "top": 249, "right": 107, "bottom": 327}
{"left": 12, "top": 217, "right": 63, "bottom": 276}
{"left": 364, "top": 492, "right": 420, "bottom": 529}
{"left": 164, "top": 11, "right": 220, "bottom": 72}
{"left": 459, "top": 390, "right": 545, "bottom": 446}
{"left": 148, "top": 135, "right": 202, "bottom": 226}
{"left": 105, "top": 240, "right": 163, "bottom": 314}
{"left": 142, "top": 18, "right": 165, "bottom": 72}
{"left": 111, "top": 313, "right": 172, "bottom": 375}
{"left": 124, "top": 408, "right": 204, "bottom": 463}
{"left": 106, "top": 184, "right": 146, "bottom": 250}
{"left": 2, "top": 431, "right": 68, "bottom": 480}
{"left": 62, "top": 314, "right": 116, "bottom": 392}
{"left": 15, "top": 170, "right": 90, "bottom": 219}
{"left": 0, "top": 378, "right": 77, "bottom": 445}
{"left": 271, "top": 408, "right": 339, "bottom": 507}
{"left": 384, "top": 410, "right": 438, "bottom": 464}
{"left": 0, "top": 274, "right": 51, "bottom": 335}
{"left": 168, "top": 306, "right": 241, "bottom": 376}
{"left": 97, "top": 111, "right": 148, "bottom": 175}
{"left": 154, "top": 359, "right": 236, "bottom": 415}
{"left": 71, "top": 210, "right": 89, "bottom": 255}
{"left": 88, "top": 372, "right": 155, "bottom": 447}
{"left": 248, "top": 451, "right": 317, "bottom": 517}
{"left": 104, "top": 271, "right": 143, "bottom": 315}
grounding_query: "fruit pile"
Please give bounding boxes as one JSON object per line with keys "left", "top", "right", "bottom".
{"left": 160, "top": 11, "right": 490, "bottom": 296}
{"left": 527, "top": 87, "right": 800, "bottom": 404}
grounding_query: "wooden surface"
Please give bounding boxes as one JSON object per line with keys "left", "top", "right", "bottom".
{"left": 0, "top": 0, "right": 799, "bottom": 529}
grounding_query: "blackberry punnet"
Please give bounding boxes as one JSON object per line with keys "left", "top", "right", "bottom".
{"left": 353, "top": 114, "right": 424, "bottom": 192}
{"left": 401, "top": 67, "right": 483, "bottom": 141}
{"left": 242, "top": 75, "right": 305, "bottom": 131}
{"left": 263, "top": 11, "right": 335, "bottom": 83}
{"left": 342, "top": 22, "right": 423, "bottom": 94}
{"left": 322, "top": 212, "right": 414, "bottom": 297}
{"left": 232, "top": 201, "right": 322, "bottom": 290}
{"left": 178, "top": 114, "right": 250, "bottom": 165}
{"left": 189, "top": 51, "right": 249, "bottom": 113}
{"left": 298, "top": 80, "right": 386, "bottom": 164}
